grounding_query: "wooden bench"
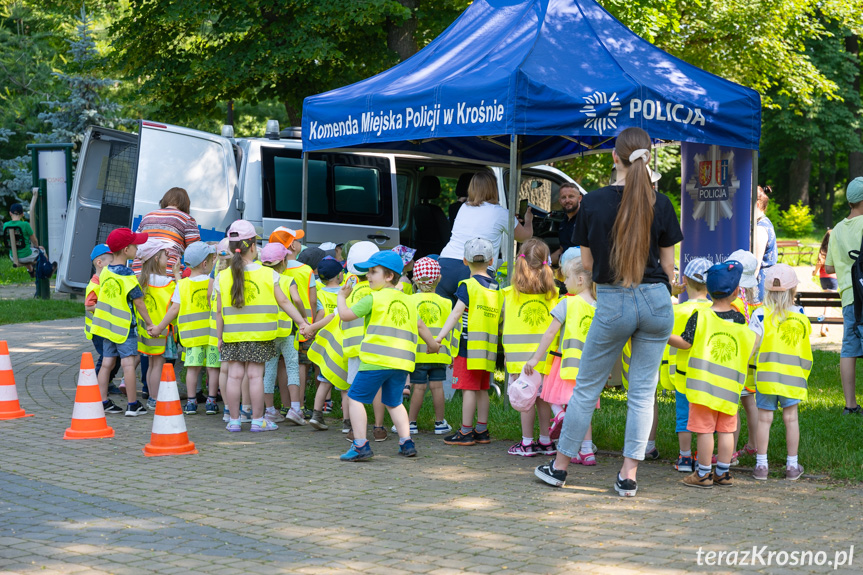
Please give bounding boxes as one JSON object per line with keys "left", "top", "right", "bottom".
{"left": 794, "top": 291, "right": 843, "bottom": 325}
{"left": 777, "top": 240, "right": 815, "bottom": 265}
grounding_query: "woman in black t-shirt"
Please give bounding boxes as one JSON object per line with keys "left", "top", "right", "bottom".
{"left": 534, "top": 127, "right": 683, "bottom": 498}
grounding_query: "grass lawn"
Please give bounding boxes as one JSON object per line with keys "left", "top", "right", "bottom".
{"left": 0, "top": 257, "right": 32, "bottom": 285}
{"left": 0, "top": 299, "right": 84, "bottom": 325}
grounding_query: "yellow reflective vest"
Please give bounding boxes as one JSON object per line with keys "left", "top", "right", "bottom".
{"left": 275, "top": 274, "right": 295, "bottom": 338}
{"left": 138, "top": 281, "right": 175, "bottom": 355}
{"left": 84, "top": 277, "right": 99, "bottom": 340}
{"left": 560, "top": 294, "right": 596, "bottom": 380}
{"left": 90, "top": 268, "right": 139, "bottom": 344}
{"left": 683, "top": 309, "right": 756, "bottom": 416}
{"left": 462, "top": 277, "right": 503, "bottom": 371}
{"left": 219, "top": 266, "right": 279, "bottom": 343}
{"left": 177, "top": 277, "right": 214, "bottom": 348}
{"left": 755, "top": 309, "right": 812, "bottom": 400}
{"left": 282, "top": 263, "right": 314, "bottom": 341}
{"left": 341, "top": 279, "right": 372, "bottom": 358}
{"left": 501, "top": 287, "right": 556, "bottom": 374}
{"left": 308, "top": 311, "right": 350, "bottom": 390}
{"left": 413, "top": 291, "right": 459, "bottom": 365}
{"left": 661, "top": 299, "right": 712, "bottom": 392}
{"left": 359, "top": 288, "right": 419, "bottom": 372}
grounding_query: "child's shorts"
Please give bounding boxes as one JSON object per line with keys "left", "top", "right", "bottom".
{"left": 687, "top": 402, "right": 737, "bottom": 434}
{"left": 184, "top": 344, "right": 221, "bottom": 369}
{"left": 103, "top": 333, "right": 139, "bottom": 359}
{"left": 755, "top": 391, "right": 801, "bottom": 411}
{"left": 296, "top": 337, "right": 313, "bottom": 365}
{"left": 348, "top": 369, "right": 408, "bottom": 407}
{"left": 452, "top": 356, "right": 490, "bottom": 391}
{"left": 674, "top": 391, "right": 691, "bottom": 433}
{"left": 410, "top": 363, "right": 446, "bottom": 384}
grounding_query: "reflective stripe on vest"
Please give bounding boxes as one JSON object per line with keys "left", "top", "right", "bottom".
{"left": 282, "top": 264, "right": 314, "bottom": 340}
{"left": 208, "top": 282, "right": 219, "bottom": 347}
{"left": 84, "top": 279, "right": 98, "bottom": 340}
{"left": 90, "top": 269, "right": 138, "bottom": 344}
{"left": 358, "top": 289, "right": 418, "bottom": 371}
{"left": 138, "top": 282, "right": 175, "bottom": 355}
{"left": 307, "top": 314, "right": 350, "bottom": 390}
{"left": 660, "top": 299, "right": 711, "bottom": 392}
{"left": 413, "top": 292, "right": 457, "bottom": 364}
{"left": 560, "top": 295, "right": 595, "bottom": 381}
{"left": 219, "top": 267, "right": 279, "bottom": 342}
{"left": 463, "top": 278, "right": 502, "bottom": 371}
{"left": 501, "top": 289, "right": 555, "bottom": 374}
{"left": 755, "top": 310, "right": 812, "bottom": 400}
{"left": 341, "top": 280, "right": 372, "bottom": 358}
{"left": 684, "top": 309, "right": 756, "bottom": 415}
{"left": 177, "top": 277, "right": 213, "bottom": 348}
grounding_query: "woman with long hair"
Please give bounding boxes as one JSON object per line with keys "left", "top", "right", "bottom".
{"left": 753, "top": 186, "right": 778, "bottom": 303}
{"left": 533, "top": 127, "right": 683, "bottom": 497}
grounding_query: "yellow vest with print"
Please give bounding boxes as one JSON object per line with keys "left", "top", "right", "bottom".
{"left": 177, "top": 277, "right": 214, "bottom": 347}
{"left": 560, "top": 294, "right": 596, "bottom": 381}
{"left": 90, "top": 268, "right": 138, "bottom": 344}
{"left": 208, "top": 278, "right": 220, "bottom": 347}
{"left": 359, "top": 288, "right": 419, "bottom": 372}
{"left": 683, "top": 309, "right": 756, "bottom": 416}
{"left": 341, "top": 279, "right": 372, "bottom": 358}
{"left": 318, "top": 287, "right": 339, "bottom": 315}
{"left": 137, "top": 282, "right": 175, "bottom": 355}
{"left": 282, "top": 263, "right": 314, "bottom": 341}
{"left": 219, "top": 266, "right": 279, "bottom": 343}
{"left": 462, "top": 277, "right": 503, "bottom": 371}
{"left": 308, "top": 311, "right": 350, "bottom": 390}
{"left": 413, "top": 291, "right": 458, "bottom": 365}
{"left": 501, "top": 287, "right": 556, "bottom": 374}
{"left": 275, "top": 274, "right": 295, "bottom": 338}
{"left": 755, "top": 309, "right": 812, "bottom": 400}
{"left": 84, "top": 278, "right": 99, "bottom": 340}
{"left": 396, "top": 281, "right": 414, "bottom": 295}
{"left": 661, "top": 299, "right": 712, "bottom": 392}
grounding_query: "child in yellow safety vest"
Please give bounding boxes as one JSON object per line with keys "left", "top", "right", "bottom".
{"left": 306, "top": 257, "right": 349, "bottom": 430}
{"left": 138, "top": 238, "right": 178, "bottom": 410}
{"left": 149, "top": 242, "right": 220, "bottom": 415}
{"left": 749, "top": 264, "right": 812, "bottom": 481}
{"left": 665, "top": 257, "right": 712, "bottom": 474}
{"left": 669, "top": 261, "right": 756, "bottom": 489}
{"left": 392, "top": 245, "right": 416, "bottom": 295}
{"left": 436, "top": 238, "right": 503, "bottom": 447}
{"left": 526, "top": 252, "right": 599, "bottom": 465}
{"left": 215, "top": 220, "right": 311, "bottom": 432}
{"left": 502, "top": 239, "right": 559, "bottom": 458}
{"left": 84, "top": 244, "right": 118, "bottom": 386}
{"left": 337, "top": 251, "right": 441, "bottom": 461}
{"left": 92, "top": 228, "right": 154, "bottom": 417}
{"left": 402, "top": 257, "right": 457, "bottom": 435}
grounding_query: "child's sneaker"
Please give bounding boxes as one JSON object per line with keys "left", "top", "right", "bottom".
{"left": 534, "top": 460, "right": 567, "bottom": 487}
{"left": 373, "top": 426, "right": 388, "bottom": 442}
{"left": 103, "top": 400, "right": 124, "bottom": 415}
{"left": 285, "top": 408, "right": 307, "bottom": 426}
{"left": 713, "top": 471, "right": 733, "bottom": 487}
{"left": 322, "top": 399, "right": 334, "bottom": 414}
{"left": 183, "top": 400, "right": 198, "bottom": 415}
{"left": 141, "top": 385, "right": 149, "bottom": 400}
{"left": 548, "top": 410, "right": 565, "bottom": 440}
{"left": 614, "top": 475, "right": 638, "bottom": 497}
{"left": 205, "top": 399, "right": 220, "bottom": 415}
{"left": 682, "top": 471, "right": 713, "bottom": 489}
{"left": 675, "top": 455, "right": 695, "bottom": 473}
{"left": 302, "top": 408, "right": 313, "bottom": 420}
{"left": 239, "top": 407, "right": 252, "bottom": 422}
{"left": 645, "top": 447, "right": 660, "bottom": 460}
{"left": 434, "top": 420, "right": 452, "bottom": 435}
{"left": 508, "top": 441, "right": 538, "bottom": 457}
{"left": 753, "top": 465, "right": 769, "bottom": 481}
{"left": 472, "top": 429, "right": 491, "bottom": 444}
{"left": 147, "top": 397, "right": 157, "bottom": 411}
{"left": 786, "top": 464, "right": 804, "bottom": 481}
{"left": 222, "top": 410, "right": 231, "bottom": 422}
{"left": 390, "top": 422, "right": 418, "bottom": 434}
{"left": 225, "top": 419, "right": 242, "bottom": 432}
{"left": 250, "top": 419, "right": 278, "bottom": 432}
{"left": 571, "top": 451, "right": 596, "bottom": 466}
{"left": 398, "top": 439, "right": 417, "bottom": 457}
{"left": 107, "top": 383, "right": 122, "bottom": 395}
{"left": 536, "top": 440, "right": 557, "bottom": 456}
{"left": 280, "top": 406, "right": 290, "bottom": 417}
{"left": 264, "top": 409, "right": 285, "bottom": 423}
{"left": 341, "top": 420, "right": 352, "bottom": 433}
{"left": 341, "top": 441, "right": 373, "bottom": 461}
{"left": 124, "top": 401, "right": 147, "bottom": 416}
{"left": 443, "top": 430, "right": 476, "bottom": 446}
{"left": 309, "top": 410, "right": 328, "bottom": 430}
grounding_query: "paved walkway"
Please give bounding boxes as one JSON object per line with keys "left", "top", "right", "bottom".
{"left": 0, "top": 319, "right": 861, "bottom": 575}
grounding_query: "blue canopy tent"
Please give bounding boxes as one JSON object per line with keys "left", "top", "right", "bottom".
{"left": 301, "top": 0, "right": 761, "bottom": 277}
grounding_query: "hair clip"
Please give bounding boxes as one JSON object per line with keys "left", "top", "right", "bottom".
{"left": 235, "top": 248, "right": 241, "bottom": 253}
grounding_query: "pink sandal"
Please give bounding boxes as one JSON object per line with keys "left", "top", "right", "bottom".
{"left": 548, "top": 409, "right": 566, "bottom": 440}
{"left": 571, "top": 451, "right": 596, "bottom": 466}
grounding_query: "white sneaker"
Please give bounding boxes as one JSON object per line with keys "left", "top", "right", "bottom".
{"left": 434, "top": 419, "right": 452, "bottom": 435}
{"left": 391, "top": 422, "right": 418, "bottom": 434}
{"left": 264, "top": 409, "right": 286, "bottom": 423}
{"left": 285, "top": 408, "right": 307, "bottom": 426}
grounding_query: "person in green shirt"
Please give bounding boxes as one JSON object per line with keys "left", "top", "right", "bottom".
{"left": 2, "top": 203, "right": 41, "bottom": 276}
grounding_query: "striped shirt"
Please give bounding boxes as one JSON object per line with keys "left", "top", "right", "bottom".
{"left": 132, "top": 208, "right": 200, "bottom": 274}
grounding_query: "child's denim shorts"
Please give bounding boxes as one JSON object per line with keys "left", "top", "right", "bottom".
{"left": 103, "top": 332, "right": 139, "bottom": 358}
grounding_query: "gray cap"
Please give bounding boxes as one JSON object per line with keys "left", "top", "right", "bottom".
{"left": 726, "top": 249, "right": 758, "bottom": 289}
{"left": 464, "top": 237, "right": 494, "bottom": 264}
{"left": 184, "top": 241, "right": 216, "bottom": 268}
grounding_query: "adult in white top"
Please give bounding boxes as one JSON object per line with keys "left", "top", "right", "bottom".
{"left": 436, "top": 171, "right": 533, "bottom": 301}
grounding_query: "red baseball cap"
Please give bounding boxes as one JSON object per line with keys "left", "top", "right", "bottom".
{"left": 106, "top": 228, "right": 148, "bottom": 253}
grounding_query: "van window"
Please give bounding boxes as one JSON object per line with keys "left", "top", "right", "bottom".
{"left": 395, "top": 174, "right": 410, "bottom": 231}
{"left": 503, "top": 171, "right": 561, "bottom": 212}
{"left": 262, "top": 148, "right": 392, "bottom": 226}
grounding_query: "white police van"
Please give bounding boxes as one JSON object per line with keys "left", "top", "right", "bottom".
{"left": 56, "top": 120, "right": 581, "bottom": 293}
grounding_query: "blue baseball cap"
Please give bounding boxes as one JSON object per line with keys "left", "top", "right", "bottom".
{"left": 706, "top": 260, "right": 743, "bottom": 298}
{"left": 318, "top": 257, "right": 344, "bottom": 281}
{"left": 90, "top": 244, "right": 111, "bottom": 261}
{"left": 354, "top": 251, "right": 404, "bottom": 276}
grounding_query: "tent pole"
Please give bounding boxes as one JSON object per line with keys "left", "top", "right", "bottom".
{"left": 506, "top": 134, "right": 521, "bottom": 286}
{"left": 301, "top": 152, "right": 309, "bottom": 244}
{"left": 750, "top": 149, "right": 758, "bottom": 250}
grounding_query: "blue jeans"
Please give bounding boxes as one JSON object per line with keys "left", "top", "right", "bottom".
{"left": 558, "top": 283, "right": 674, "bottom": 460}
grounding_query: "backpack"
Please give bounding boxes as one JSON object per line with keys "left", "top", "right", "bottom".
{"left": 33, "top": 248, "right": 54, "bottom": 280}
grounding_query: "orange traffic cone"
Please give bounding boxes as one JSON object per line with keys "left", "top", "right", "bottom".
{"left": 143, "top": 364, "right": 197, "bottom": 456}
{"left": 64, "top": 352, "right": 114, "bottom": 439}
{"left": 0, "top": 340, "right": 33, "bottom": 420}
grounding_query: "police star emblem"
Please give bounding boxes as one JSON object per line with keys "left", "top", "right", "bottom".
{"left": 685, "top": 145, "right": 740, "bottom": 231}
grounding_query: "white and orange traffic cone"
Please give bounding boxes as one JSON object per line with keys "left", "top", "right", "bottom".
{"left": 143, "top": 364, "right": 197, "bottom": 456}
{"left": 64, "top": 352, "right": 114, "bottom": 439}
{"left": 0, "top": 340, "right": 33, "bottom": 420}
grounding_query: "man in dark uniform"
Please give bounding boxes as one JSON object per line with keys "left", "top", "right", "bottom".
{"left": 551, "top": 183, "right": 583, "bottom": 266}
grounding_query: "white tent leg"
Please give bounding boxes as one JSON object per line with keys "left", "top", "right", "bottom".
{"left": 506, "top": 134, "right": 521, "bottom": 285}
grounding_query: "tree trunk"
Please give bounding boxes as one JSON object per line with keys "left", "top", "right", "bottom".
{"left": 818, "top": 150, "right": 827, "bottom": 226}
{"left": 387, "top": 0, "right": 419, "bottom": 60}
{"left": 847, "top": 35, "right": 863, "bottom": 179}
{"left": 226, "top": 100, "right": 234, "bottom": 126}
{"left": 788, "top": 142, "right": 812, "bottom": 205}
{"left": 826, "top": 153, "right": 837, "bottom": 228}
{"left": 283, "top": 101, "right": 302, "bottom": 127}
